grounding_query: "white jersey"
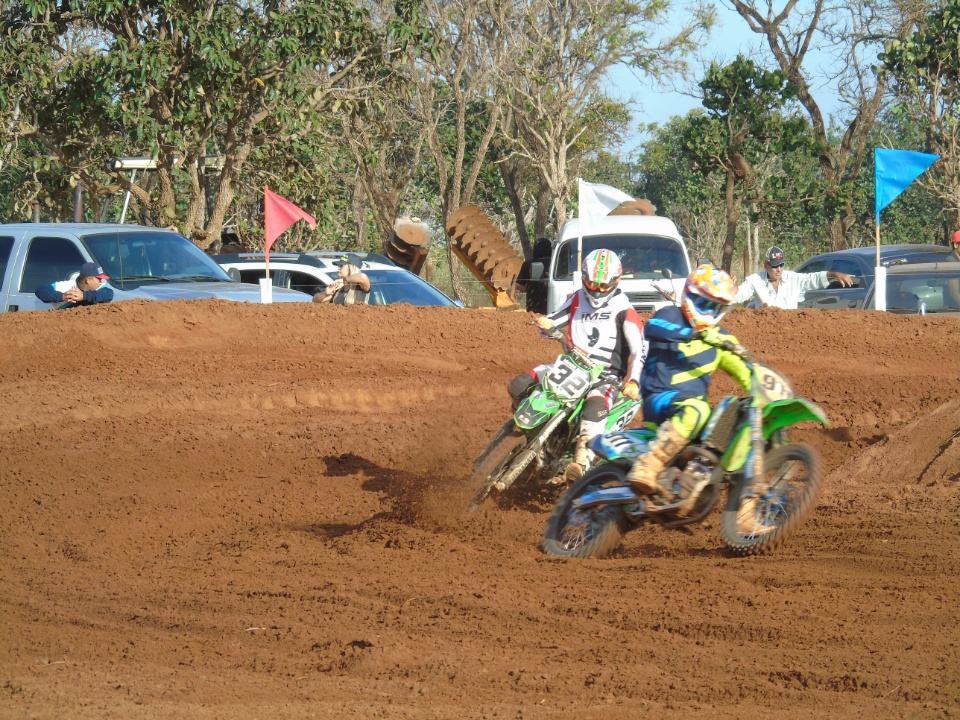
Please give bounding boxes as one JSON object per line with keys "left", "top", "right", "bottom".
{"left": 733, "top": 269, "right": 831, "bottom": 309}
{"left": 548, "top": 289, "right": 645, "bottom": 383}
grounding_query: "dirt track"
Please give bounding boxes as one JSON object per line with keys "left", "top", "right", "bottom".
{"left": 1, "top": 300, "right": 959, "bottom": 719}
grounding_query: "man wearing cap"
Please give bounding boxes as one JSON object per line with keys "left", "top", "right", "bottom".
{"left": 35, "top": 261, "right": 114, "bottom": 309}
{"left": 950, "top": 230, "right": 960, "bottom": 262}
{"left": 732, "top": 245, "right": 854, "bottom": 310}
{"left": 313, "top": 253, "right": 372, "bottom": 305}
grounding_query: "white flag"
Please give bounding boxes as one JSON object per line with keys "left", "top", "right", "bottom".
{"left": 577, "top": 179, "right": 633, "bottom": 231}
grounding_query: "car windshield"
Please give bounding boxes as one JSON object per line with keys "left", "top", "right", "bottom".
{"left": 367, "top": 269, "right": 456, "bottom": 306}
{"left": 84, "top": 231, "right": 233, "bottom": 290}
{"left": 554, "top": 234, "right": 688, "bottom": 280}
{"left": 875, "top": 271, "right": 960, "bottom": 313}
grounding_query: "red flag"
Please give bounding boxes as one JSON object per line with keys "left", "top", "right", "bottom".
{"left": 264, "top": 187, "right": 317, "bottom": 257}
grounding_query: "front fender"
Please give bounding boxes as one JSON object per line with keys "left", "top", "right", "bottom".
{"left": 515, "top": 390, "right": 572, "bottom": 430}
{"left": 721, "top": 398, "right": 829, "bottom": 472}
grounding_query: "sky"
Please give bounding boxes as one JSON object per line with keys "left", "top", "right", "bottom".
{"left": 609, "top": 1, "right": 846, "bottom": 156}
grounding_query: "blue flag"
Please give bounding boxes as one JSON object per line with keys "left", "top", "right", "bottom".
{"left": 875, "top": 149, "right": 938, "bottom": 221}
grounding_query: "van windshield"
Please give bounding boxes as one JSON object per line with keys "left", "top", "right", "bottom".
{"left": 554, "top": 235, "right": 688, "bottom": 280}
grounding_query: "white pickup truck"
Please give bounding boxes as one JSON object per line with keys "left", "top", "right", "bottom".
{"left": 543, "top": 215, "right": 693, "bottom": 314}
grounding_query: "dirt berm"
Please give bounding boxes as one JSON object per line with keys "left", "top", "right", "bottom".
{"left": 1, "top": 300, "right": 958, "bottom": 719}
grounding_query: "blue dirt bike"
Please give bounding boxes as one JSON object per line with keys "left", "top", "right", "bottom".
{"left": 542, "top": 333, "right": 828, "bottom": 556}
{"left": 465, "top": 326, "right": 641, "bottom": 512}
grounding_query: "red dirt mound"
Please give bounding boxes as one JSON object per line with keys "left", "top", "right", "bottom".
{"left": 1, "top": 300, "right": 958, "bottom": 719}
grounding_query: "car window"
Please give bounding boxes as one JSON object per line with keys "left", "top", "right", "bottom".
{"left": 554, "top": 235, "right": 687, "bottom": 280}
{"left": 798, "top": 259, "right": 829, "bottom": 274}
{"left": 367, "top": 269, "right": 454, "bottom": 306}
{"left": 831, "top": 258, "right": 862, "bottom": 276}
{"left": 0, "top": 236, "right": 13, "bottom": 291}
{"left": 287, "top": 270, "right": 325, "bottom": 296}
{"left": 83, "top": 231, "right": 233, "bottom": 289}
{"left": 236, "top": 269, "right": 263, "bottom": 285}
{"left": 20, "top": 236, "right": 87, "bottom": 292}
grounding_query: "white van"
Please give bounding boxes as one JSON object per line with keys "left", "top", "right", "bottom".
{"left": 545, "top": 215, "right": 692, "bottom": 314}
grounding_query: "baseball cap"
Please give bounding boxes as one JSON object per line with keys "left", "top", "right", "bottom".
{"left": 335, "top": 253, "right": 364, "bottom": 270}
{"left": 951, "top": 230, "right": 960, "bottom": 245}
{"left": 79, "top": 261, "right": 109, "bottom": 279}
{"left": 764, "top": 246, "right": 785, "bottom": 266}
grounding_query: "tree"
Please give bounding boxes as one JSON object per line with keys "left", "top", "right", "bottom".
{"left": 681, "top": 56, "right": 808, "bottom": 271}
{"left": 493, "top": 0, "right": 714, "bottom": 235}
{"left": 880, "top": 0, "right": 960, "bottom": 231}
{"left": 724, "top": 0, "right": 929, "bottom": 250}
{"left": 0, "top": 0, "right": 408, "bottom": 247}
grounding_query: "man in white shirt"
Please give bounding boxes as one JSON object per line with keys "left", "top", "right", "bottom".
{"left": 733, "top": 245, "right": 854, "bottom": 310}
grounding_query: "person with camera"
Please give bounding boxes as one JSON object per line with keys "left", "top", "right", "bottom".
{"left": 313, "top": 253, "right": 371, "bottom": 305}
{"left": 35, "top": 261, "right": 114, "bottom": 309}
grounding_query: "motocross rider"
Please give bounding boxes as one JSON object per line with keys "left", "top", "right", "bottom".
{"left": 626, "top": 263, "right": 772, "bottom": 534}
{"left": 507, "top": 249, "right": 645, "bottom": 484}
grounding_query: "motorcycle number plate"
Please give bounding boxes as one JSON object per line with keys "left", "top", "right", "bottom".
{"left": 545, "top": 355, "right": 592, "bottom": 400}
{"left": 755, "top": 365, "right": 793, "bottom": 402}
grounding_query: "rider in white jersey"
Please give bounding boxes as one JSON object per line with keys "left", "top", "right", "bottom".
{"left": 507, "top": 249, "right": 646, "bottom": 482}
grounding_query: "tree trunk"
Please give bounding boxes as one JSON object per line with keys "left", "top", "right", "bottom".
{"left": 720, "top": 169, "right": 739, "bottom": 272}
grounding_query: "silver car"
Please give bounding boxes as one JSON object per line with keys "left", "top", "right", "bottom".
{"left": 0, "top": 224, "right": 311, "bottom": 312}
{"left": 862, "top": 261, "right": 960, "bottom": 315}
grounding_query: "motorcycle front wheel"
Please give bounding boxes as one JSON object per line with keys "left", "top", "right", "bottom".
{"left": 542, "top": 465, "right": 631, "bottom": 559}
{"left": 721, "top": 443, "right": 823, "bottom": 556}
{"left": 463, "top": 426, "right": 532, "bottom": 512}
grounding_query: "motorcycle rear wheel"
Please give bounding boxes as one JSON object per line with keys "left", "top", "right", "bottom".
{"left": 542, "top": 465, "right": 630, "bottom": 559}
{"left": 721, "top": 443, "right": 823, "bottom": 556}
{"left": 463, "top": 426, "right": 531, "bottom": 512}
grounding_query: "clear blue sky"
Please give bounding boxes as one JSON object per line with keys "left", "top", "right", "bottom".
{"left": 610, "top": 2, "right": 844, "bottom": 155}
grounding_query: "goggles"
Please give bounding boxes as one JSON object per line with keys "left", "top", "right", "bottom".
{"left": 690, "top": 294, "right": 724, "bottom": 316}
{"left": 583, "top": 278, "right": 616, "bottom": 294}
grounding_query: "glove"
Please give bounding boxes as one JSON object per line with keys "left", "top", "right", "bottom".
{"left": 536, "top": 316, "right": 555, "bottom": 330}
{"left": 622, "top": 380, "right": 640, "bottom": 400}
{"left": 699, "top": 327, "right": 725, "bottom": 346}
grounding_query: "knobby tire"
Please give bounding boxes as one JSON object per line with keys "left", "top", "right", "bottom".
{"left": 542, "top": 465, "right": 630, "bottom": 559}
{"left": 721, "top": 443, "right": 823, "bottom": 556}
{"left": 463, "top": 426, "right": 530, "bottom": 512}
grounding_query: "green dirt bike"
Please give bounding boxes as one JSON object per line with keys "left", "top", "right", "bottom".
{"left": 542, "top": 334, "right": 828, "bottom": 557}
{"left": 465, "top": 325, "right": 642, "bottom": 512}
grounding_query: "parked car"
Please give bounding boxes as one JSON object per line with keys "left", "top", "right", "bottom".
{"left": 862, "top": 262, "right": 960, "bottom": 314}
{"left": 0, "top": 223, "right": 311, "bottom": 312}
{"left": 212, "top": 251, "right": 461, "bottom": 307}
{"left": 795, "top": 244, "right": 955, "bottom": 310}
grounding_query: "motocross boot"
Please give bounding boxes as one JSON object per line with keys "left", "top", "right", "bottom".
{"left": 561, "top": 439, "right": 589, "bottom": 483}
{"left": 560, "top": 419, "right": 603, "bottom": 484}
{"left": 626, "top": 422, "right": 687, "bottom": 512}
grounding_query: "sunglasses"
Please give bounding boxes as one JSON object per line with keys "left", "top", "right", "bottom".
{"left": 767, "top": 262, "right": 785, "bottom": 269}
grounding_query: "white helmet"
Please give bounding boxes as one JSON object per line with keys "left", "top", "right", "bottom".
{"left": 581, "top": 249, "right": 623, "bottom": 309}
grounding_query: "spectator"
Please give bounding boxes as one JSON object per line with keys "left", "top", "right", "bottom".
{"left": 732, "top": 245, "right": 854, "bottom": 309}
{"left": 515, "top": 237, "right": 552, "bottom": 314}
{"left": 950, "top": 230, "right": 960, "bottom": 262}
{"left": 313, "top": 253, "right": 371, "bottom": 305}
{"left": 35, "top": 261, "right": 114, "bottom": 309}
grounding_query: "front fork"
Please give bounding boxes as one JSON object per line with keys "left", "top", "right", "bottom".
{"left": 744, "top": 405, "right": 767, "bottom": 499}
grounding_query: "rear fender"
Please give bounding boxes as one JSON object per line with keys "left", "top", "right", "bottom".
{"left": 588, "top": 426, "right": 655, "bottom": 463}
{"left": 604, "top": 397, "right": 641, "bottom": 433}
{"left": 721, "top": 399, "right": 829, "bottom": 471}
